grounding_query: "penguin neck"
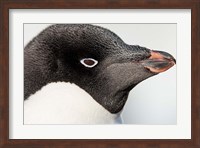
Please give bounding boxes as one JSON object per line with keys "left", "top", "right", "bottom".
{"left": 24, "top": 82, "right": 122, "bottom": 124}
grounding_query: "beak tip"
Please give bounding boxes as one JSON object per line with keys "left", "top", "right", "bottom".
{"left": 172, "top": 58, "right": 176, "bottom": 64}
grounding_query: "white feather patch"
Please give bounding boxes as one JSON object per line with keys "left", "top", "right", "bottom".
{"left": 80, "top": 58, "right": 98, "bottom": 68}
{"left": 24, "top": 82, "right": 122, "bottom": 124}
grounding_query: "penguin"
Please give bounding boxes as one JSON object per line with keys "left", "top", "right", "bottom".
{"left": 24, "top": 24, "right": 176, "bottom": 124}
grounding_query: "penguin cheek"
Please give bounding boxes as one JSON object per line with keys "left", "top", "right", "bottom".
{"left": 104, "top": 63, "right": 154, "bottom": 88}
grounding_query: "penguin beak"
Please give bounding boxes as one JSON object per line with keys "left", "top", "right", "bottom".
{"left": 141, "top": 50, "right": 176, "bottom": 73}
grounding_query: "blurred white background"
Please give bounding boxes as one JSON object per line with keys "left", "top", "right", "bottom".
{"left": 24, "top": 24, "right": 176, "bottom": 124}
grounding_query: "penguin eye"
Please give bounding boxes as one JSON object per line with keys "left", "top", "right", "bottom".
{"left": 80, "top": 58, "right": 98, "bottom": 68}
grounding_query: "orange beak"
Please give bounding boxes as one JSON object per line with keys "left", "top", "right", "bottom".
{"left": 142, "top": 50, "right": 176, "bottom": 73}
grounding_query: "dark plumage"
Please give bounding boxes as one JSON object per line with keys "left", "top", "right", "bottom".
{"left": 24, "top": 24, "right": 175, "bottom": 113}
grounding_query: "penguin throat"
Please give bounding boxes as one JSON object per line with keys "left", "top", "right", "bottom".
{"left": 92, "top": 84, "right": 136, "bottom": 114}
{"left": 106, "top": 92, "right": 129, "bottom": 114}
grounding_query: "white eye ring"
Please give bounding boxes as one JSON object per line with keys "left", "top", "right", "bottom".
{"left": 80, "top": 58, "right": 98, "bottom": 68}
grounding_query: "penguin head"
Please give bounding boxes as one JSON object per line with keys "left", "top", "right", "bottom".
{"left": 25, "top": 24, "right": 176, "bottom": 113}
